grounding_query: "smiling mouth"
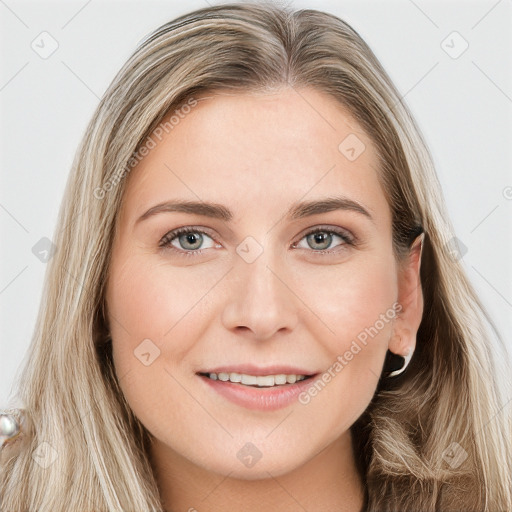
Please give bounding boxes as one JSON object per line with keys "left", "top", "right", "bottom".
{"left": 197, "top": 371, "right": 317, "bottom": 388}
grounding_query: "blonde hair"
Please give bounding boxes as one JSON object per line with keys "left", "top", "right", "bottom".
{"left": 1, "top": 2, "right": 511, "bottom": 510}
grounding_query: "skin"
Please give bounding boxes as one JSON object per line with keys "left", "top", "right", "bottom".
{"left": 105, "top": 86, "right": 424, "bottom": 512}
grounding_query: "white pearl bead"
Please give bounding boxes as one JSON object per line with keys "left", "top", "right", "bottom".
{"left": 0, "top": 414, "right": 19, "bottom": 438}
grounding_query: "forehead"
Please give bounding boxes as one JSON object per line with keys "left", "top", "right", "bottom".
{"left": 119, "top": 87, "right": 390, "bottom": 228}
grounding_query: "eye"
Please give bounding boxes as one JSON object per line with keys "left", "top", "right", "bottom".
{"left": 159, "top": 225, "right": 355, "bottom": 257}
{"left": 293, "top": 226, "right": 354, "bottom": 253}
{"left": 159, "top": 227, "right": 218, "bottom": 255}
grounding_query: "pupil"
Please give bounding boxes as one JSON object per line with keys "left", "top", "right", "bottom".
{"left": 182, "top": 233, "right": 202, "bottom": 249}
{"left": 310, "top": 232, "right": 330, "bottom": 250}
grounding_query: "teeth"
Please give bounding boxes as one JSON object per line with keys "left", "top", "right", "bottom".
{"left": 274, "top": 374, "right": 287, "bottom": 385}
{"left": 206, "top": 372, "right": 307, "bottom": 387}
{"left": 229, "top": 372, "right": 242, "bottom": 383}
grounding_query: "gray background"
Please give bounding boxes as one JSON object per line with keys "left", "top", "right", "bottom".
{"left": 1, "top": 0, "right": 511, "bottom": 407}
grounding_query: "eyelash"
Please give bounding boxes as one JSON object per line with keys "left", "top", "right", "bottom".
{"left": 158, "top": 225, "right": 355, "bottom": 257}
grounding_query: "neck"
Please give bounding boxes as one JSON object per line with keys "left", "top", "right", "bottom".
{"left": 150, "top": 430, "right": 366, "bottom": 512}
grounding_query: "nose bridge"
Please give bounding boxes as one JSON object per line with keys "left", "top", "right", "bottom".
{"left": 221, "top": 240, "right": 298, "bottom": 339}
{"left": 242, "top": 246, "right": 280, "bottom": 299}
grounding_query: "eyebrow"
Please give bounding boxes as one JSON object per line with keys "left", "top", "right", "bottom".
{"left": 135, "top": 195, "right": 375, "bottom": 225}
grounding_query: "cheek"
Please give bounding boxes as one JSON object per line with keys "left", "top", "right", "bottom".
{"left": 105, "top": 252, "right": 217, "bottom": 433}
{"left": 293, "top": 253, "right": 398, "bottom": 409}
{"left": 106, "top": 250, "right": 227, "bottom": 378}
{"left": 294, "top": 251, "right": 398, "bottom": 341}
{"left": 107, "top": 253, "right": 210, "bottom": 340}
{"left": 106, "top": 256, "right": 175, "bottom": 382}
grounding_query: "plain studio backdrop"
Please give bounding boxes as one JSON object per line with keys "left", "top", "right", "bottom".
{"left": 0, "top": 0, "right": 511, "bottom": 409}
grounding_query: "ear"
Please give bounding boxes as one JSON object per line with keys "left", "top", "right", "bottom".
{"left": 389, "top": 233, "right": 425, "bottom": 357}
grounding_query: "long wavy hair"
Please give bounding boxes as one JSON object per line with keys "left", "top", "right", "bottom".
{"left": 1, "top": 2, "right": 511, "bottom": 511}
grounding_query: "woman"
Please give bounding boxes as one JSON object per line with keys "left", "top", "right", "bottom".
{"left": 1, "top": 2, "right": 510, "bottom": 511}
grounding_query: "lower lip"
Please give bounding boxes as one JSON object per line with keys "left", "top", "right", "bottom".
{"left": 197, "top": 374, "right": 317, "bottom": 411}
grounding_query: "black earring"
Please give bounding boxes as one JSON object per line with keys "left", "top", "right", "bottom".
{"left": 382, "top": 349, "right": 413, "bottom": 378}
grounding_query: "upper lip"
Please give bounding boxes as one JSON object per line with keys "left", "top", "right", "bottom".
{"left": 197, "top": 364, "right": 318, "bottom": 376}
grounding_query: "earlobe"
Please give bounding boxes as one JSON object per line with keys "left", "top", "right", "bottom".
{"left": 388, "top": 330, "right": 414, "bottom": 357}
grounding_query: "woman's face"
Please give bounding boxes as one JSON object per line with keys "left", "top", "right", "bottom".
{"left": 105, "top": 87, "right": 421, "bottom": 479}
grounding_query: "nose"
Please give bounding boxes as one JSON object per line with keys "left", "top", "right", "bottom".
{"left": 221, "top": 249, "right": 299, "bottom": 341}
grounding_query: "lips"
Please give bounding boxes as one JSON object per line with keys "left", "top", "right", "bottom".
{"left": 197, "top": 370, "right": 319, "bottom": 411}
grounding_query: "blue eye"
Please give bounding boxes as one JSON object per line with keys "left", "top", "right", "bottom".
{"left": 158, "top": 225, "right": 354, "bottom": 257}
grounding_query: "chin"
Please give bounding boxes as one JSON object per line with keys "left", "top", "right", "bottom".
{"left": 202, "top": 454, "right": 302, "bottom": 481}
